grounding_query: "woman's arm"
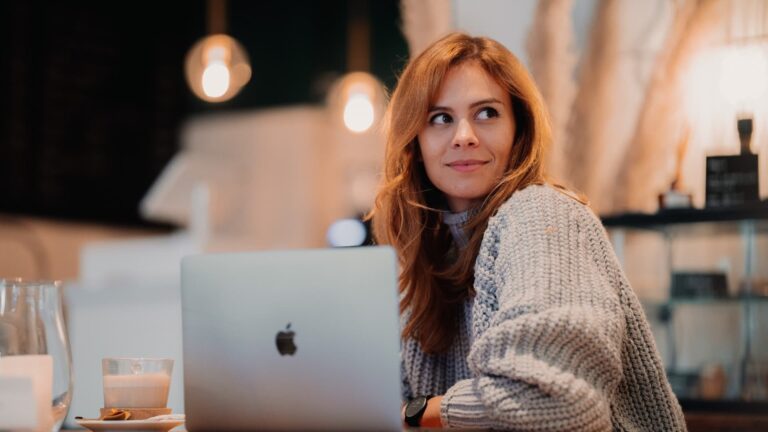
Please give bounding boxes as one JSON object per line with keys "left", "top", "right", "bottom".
{"left": 440, "top": 191, "right": 627, "bottom": 431}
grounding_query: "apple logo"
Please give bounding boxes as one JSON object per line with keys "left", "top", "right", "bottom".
{"left": 275, "top": 323, "right": 297, "bottom": 356}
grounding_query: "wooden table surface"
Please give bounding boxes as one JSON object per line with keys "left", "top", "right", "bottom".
{"left": 63, "top": 411, "right": 768, "bottom": 432}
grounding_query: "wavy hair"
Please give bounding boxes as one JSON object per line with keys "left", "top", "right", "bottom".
{"left": 371, "top": 33, "right": 563, "bottom": 353}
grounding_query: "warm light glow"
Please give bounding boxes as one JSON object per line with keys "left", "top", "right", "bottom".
{"left": 343, "top": 93, "right": 375, "bottom": 133}
{"left": 679, "top": 44, "right": 768, "bottom": 201}
{"left": 185, "top": 34, "right": 250, "bottom": 103}
{"left": 719, "top": 45, "right": 768, "bottom": 108}
{"left": 684, "top": 45, "right": 768, "bottom": 124}
{"left": 202, "top": 60, "right": 230, "bottom": 98}
{"left": 328, "top": 72, "right": 384, "bottom": 134}
{"left": 683, "top": 50, "right": 722, "bottom": 126}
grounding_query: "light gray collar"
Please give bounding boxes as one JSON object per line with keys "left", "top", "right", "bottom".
{"left": 441, "top": 207, "right": 479, "bottom": 250}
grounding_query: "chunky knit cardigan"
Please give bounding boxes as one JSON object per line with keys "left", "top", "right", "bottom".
{"left": 400, "top": 185, "right": 687, "bottom": 431}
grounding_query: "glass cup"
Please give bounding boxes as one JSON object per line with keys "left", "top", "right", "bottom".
{"left": 0, "top": 278, "right": 73, "bottom": 432}
{"left": 102, "top": 358, "right": 173, "bottom": 408}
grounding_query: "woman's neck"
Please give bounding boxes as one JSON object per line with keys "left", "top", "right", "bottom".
{"left": 442, "top": 207, "right": 479, "bottom": 249}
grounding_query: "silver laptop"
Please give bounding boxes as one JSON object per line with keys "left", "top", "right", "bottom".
{"left": 180, "top": 246, "right": 402, "bottom": 431}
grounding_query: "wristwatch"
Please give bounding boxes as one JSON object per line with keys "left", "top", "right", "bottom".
{"left": 404, "top": 395, "right": 433, "bottom": 427}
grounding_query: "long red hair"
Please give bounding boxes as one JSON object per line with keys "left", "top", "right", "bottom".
{"left": 371, "top": 33, "right": 557, "bottom": 353}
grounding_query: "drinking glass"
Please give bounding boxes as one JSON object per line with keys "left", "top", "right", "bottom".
{"left": 102, "top": 357, "right": 173, "bottom": 408}
{"left": 0, "top": 278, "right": 73, "bottom": 431}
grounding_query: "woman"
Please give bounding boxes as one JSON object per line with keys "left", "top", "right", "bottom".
{"left": 371, "top": 33, "right": 687, "bottom": 430}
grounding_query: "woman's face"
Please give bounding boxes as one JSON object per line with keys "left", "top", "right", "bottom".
{"left": 417, "top": 61, "right": 515, "bottom": 212}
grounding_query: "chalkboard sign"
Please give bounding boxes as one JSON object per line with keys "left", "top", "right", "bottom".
{"left": 671, "top": 272, "right": 728, "bottom": 299}
{"left": 705, "top": 154, "right": 759, "bottom": 208}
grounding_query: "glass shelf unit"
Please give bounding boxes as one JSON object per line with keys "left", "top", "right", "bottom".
{"left": 602, "top": 203, "right": 768, "bottom": 409}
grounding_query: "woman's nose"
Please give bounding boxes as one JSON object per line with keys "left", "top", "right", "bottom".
{"left": 452, "top": 118, "right": 478, "bottom": 148}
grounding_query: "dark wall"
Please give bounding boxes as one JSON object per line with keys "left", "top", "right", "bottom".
{"left": 1, "top": 1, "right": 407, "bottom": 228}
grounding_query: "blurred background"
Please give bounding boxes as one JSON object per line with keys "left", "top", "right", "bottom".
{"left": 1, "top": 0, "right": 768, "bottom": 429}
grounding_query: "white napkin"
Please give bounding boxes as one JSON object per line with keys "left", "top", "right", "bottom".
{"left": 0, "top": 355, "right": 54, "bottom": 431}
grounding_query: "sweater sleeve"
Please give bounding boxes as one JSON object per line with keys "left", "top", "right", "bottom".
{"left": 440, "top": 193, "right": 627, "bottom": 431}
{"left": 400, "top": 346, "right": 414, "bottom": 401}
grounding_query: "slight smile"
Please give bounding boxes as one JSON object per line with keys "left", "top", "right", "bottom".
{"left": 446, "top": 159, "right": 489, "bottom": 172}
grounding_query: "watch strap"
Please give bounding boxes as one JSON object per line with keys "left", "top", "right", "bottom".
{"left": 404, "top": 395, "right": 434, "bottom": 427}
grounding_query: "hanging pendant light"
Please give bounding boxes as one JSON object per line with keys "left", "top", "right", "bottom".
{"left": 185, "top": 0, "right": 251, "bottom": 103}
{"left": 330, "top": 72, "right": 384, "bottom": 134}
{"left": 332, "top": 0, "right": 383, "bottom": 134}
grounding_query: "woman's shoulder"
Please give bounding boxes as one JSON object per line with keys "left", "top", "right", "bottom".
{"left": 479, "top": 184, "right": 605, "bottom": 264}
{"left": 494, "top": 184, "right": 596, "bottom": 225}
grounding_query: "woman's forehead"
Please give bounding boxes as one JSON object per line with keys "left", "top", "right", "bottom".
{"left": 430, "top": 61, "right": 508, "bottom": 107}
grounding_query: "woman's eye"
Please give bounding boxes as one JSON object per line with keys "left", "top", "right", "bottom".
{"left": 429, "top": 113, "right": 452, "bottom": 125}
{"left": 476, "top": 107, "right": 499, "bottom": 120}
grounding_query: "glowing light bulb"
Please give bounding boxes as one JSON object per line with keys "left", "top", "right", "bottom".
{"left": 185, "top": 34, "right": 250, "bottom": 102}
{"left": 343, "top": 93, "right": 375, "bottom": 133}
{"left": 202, "top": 60, "right": 230, "bottom": 98}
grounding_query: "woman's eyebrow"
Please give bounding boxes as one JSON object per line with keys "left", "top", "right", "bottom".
{"left": 469, "top": 98, "right": 503, "bottom": 108}
{"left": 428, "top": 98, "right": 503, "bottom": 113}
{"left": 427, "top": 105, "right": 452, "bottom": 113}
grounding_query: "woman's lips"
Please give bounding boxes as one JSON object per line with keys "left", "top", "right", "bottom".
{"left": 446, "top": 159, "right": 489, "bottom": 172}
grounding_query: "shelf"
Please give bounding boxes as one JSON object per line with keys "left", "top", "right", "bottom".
{"left": 642, "top": 297, "right": 768, "bottom": 323}
{"left": 601, "top": 202, "right": 768, "bottom": 235}
{"left": 679, "top": 398, "right": 768, "bottom": 414}
{"left": 656, "top": 296, "right": 768, "bottom": 306}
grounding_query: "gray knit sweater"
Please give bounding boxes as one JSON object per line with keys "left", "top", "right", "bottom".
{"left": 401, "top": 185, "right": 687, "bottom": 431}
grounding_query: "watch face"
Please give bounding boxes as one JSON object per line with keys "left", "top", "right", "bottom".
{"left": 405, "top": 396, "right": 428, "bottom": 417}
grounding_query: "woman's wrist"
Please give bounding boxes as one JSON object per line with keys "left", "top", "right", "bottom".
{"left": 402, "top": 395, "right": 444, "bottom": 428}
{"left": 419, "top": 395, "right": 444, "bottom": 428}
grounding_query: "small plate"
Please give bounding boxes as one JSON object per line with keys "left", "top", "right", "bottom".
{"left": 75, "top": 419, "right": 184, "bottom": 432}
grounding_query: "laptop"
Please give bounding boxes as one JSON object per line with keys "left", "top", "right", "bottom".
{"left": 180, "top": 246, "right": 402, "bottom": 431}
